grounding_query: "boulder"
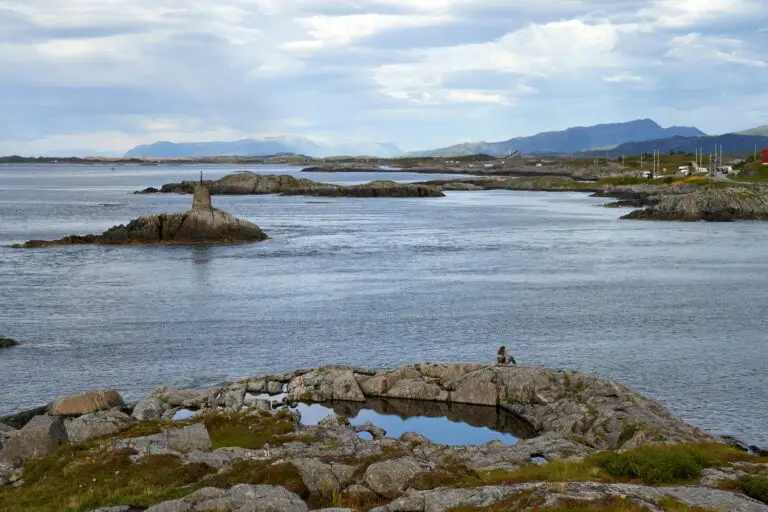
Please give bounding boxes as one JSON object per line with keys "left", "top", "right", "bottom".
{"left": 144, "top": 484, "right": 308, "bottom": 512}
{"left": 288, "top": 368, "right": 365, "bottom": 403}
{"left": 64, "top": 410, "right": 134, "bottom": 445}
{"left": 118, "top": 423, "right": 212, "bottom": 455}
{"left": 0, "top": 415, "right": 68, "bottom": 465}
{"left": 50, "top": 390, "right": 125, "bottom": 417}
{"left": 132, "top": 397, "right": 166, "bottom": 421}
{"left": 341, "top": 484, "right": 379, "bottom": 508}
{"left": 0, "top": 405, "right": 50, "bottom": 429}
{"left": 217, "top": 386, "right": 247, "bottom": 410}
{"left": 290, "top": 458, "right": 342, "bottom": 497}
{"left": 364, "top": 457, "right": 435, "bottom": 499}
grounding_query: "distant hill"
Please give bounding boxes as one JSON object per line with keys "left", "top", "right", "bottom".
{"left": 585, "top": 133, "right": 768, "bottom": 157}
{"left": 125, "top": 136, "right": 402, "bottom": 159}
{"left": 738, "top": 125, "right": 768, "bottom": 137}
{"left": 407, "top": 119, "right": 705, "bottom": 157}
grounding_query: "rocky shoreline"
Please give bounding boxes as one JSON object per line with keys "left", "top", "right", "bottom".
{"left": 417, "top": 176, "right": 768, "bottom": 222}
{"left": 134, "top": 172, "right": 768, "bottom": 222}
{"left": 1, "top": 363, "right": 766, "bottom": 511}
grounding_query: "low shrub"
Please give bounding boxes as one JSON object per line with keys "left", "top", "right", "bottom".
{"left": 594, "top": 445, "right": 708, "bottom": 485}
{"left": 739, "top": 475, "right": 768, "bottom": 504}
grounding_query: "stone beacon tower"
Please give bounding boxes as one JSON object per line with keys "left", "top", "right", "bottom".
{"left": 192, "top": 171, "right": 213, "bottom": 211}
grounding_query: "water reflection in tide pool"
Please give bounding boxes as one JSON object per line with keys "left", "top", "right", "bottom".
{"left": 293, "top": 398, "right": 536, "bottom": 446}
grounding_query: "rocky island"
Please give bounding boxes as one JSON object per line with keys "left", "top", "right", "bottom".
{"left": 1, "top": 363, "right": 766, "bottom": 512}
{"left": 138, "top": 172, "right": 445, "bottom": 198}
{"left": 13, "top": 182, "right": 268, "bottom": 248}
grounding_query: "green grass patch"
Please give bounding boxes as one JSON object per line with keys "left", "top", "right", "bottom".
{"left": 0, "top": 448, "right": 213, "bottom": 512}
{"left": 593, "top": 443, "right": 765, "bottom": 485}
{"left": 411, "top": 443, "right": 767, "bottom": 493}
{"left": 200, "top": 459, "right": 308, "bottom": 498}
{"left": 203, "top": 410, "right": 298, "bottom": 450}
{"left": 738, "top": 475, "right": 768, "bottom": 504}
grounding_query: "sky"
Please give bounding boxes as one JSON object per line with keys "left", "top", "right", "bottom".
{"left": 1, "top": 0, "right": 767, "bottom": 155}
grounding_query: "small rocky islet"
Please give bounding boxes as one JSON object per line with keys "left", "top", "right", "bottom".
{"left": 0, "top": 338, "right": 19, "bottom": 349}
{"left": 1, "top": 363, "right": 766, "bottom": 512}
{"left": 12, "top": 182, "right": 269, "bottom": 249}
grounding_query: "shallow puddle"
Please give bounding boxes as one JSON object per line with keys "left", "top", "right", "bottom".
{"left": 293, "top": 397, "right": 536, "bottom": 446}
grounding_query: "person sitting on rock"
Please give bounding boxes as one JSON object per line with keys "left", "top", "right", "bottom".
{"left": 497, "top": 346, "right": 517, "bottom": 365}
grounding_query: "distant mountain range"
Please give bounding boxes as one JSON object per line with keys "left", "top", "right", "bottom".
{"left": 407, "top": 119, "right": 706, "bottom": 157}
{"left": 585, "top": 133, "right": 768, "bottom": 157}
{"left": 738, "top": 125, "right": 768, "bottom": 137}
{"left": 125, "top": 136, "right": 402, "bottom": 159}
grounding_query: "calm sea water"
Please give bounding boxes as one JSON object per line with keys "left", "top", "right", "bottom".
{"left": 0, "top": 164, "right": 766, "bottom": 446}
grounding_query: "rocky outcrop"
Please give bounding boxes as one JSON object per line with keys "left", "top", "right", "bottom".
{"left": 0, "top": 415, "right": 68, "bottom": 464}
{"left": 289, "top": 367, "right": 366, "bottom": 402}
{"left": 157, "top": 173, "right": 321, "bottom": 195}
{"left": 50, "top": 390, "right": 125, "bottom": 416}
{"left": 145, "top": 173, "right": 445, "bottom": 198}
{"left": 64, "top": 410, "right": 134, "bottom": 445}
{"left": 364, "top": 457, "right": 436, "bottom": 499}
{"left": 14, "top": 208, "right": 268, "bottom": 248}
{"left": 281, "top": 180, "right": 444, "bottom": 198}
{"left": 144, "top": 485, "right": 309, "bottom": 512}
{"left": 289, "top": 458, "right": 356, "bottom": 498}
{"left": 0, "top": 337, "right": 18, "bottom": 348}
{"left": 287, "top": 364, "right": 713, "bottom": 451}
{"left": 117, "top": 423, "right": 212, "bottom": 455}
{"left": 131, "top": 386, "right": 224, "bottom": 421}
{"left": 623, "top": 186, "right": 768, "bottom": 221}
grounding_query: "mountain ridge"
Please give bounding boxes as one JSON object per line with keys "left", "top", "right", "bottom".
{"left": 584, "top": 133, "right": 768, "bottom": 157}
{"left": 407, "top": 119, "right": 706, "bottom": 157}
{"left": 125, "top": 136, "right": 403, "bottom": 159}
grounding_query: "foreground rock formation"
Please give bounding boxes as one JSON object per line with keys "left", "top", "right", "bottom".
{"left": 1, "top": 364, "right": 767, "bottom": 512}
{"left": 13, "top": 183, "right": 268, "bottom": 248}
{"left": 139, "top": 172, "right": 445, "bottom": 198}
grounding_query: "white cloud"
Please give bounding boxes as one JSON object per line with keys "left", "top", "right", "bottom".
{"left": 666, "top": 33, "right": 767, "bottom": 68}
{"left": 604, "top": 73, "right": 645, "bottom": 83}
{"left": 639, "top": 0, "right": 762, "bottom": 28}
{"left": 283, "top": 13, "right": 453, "bottom": 52}
{"left": 374, "top": 20, "right": 625, "bottom": 105}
